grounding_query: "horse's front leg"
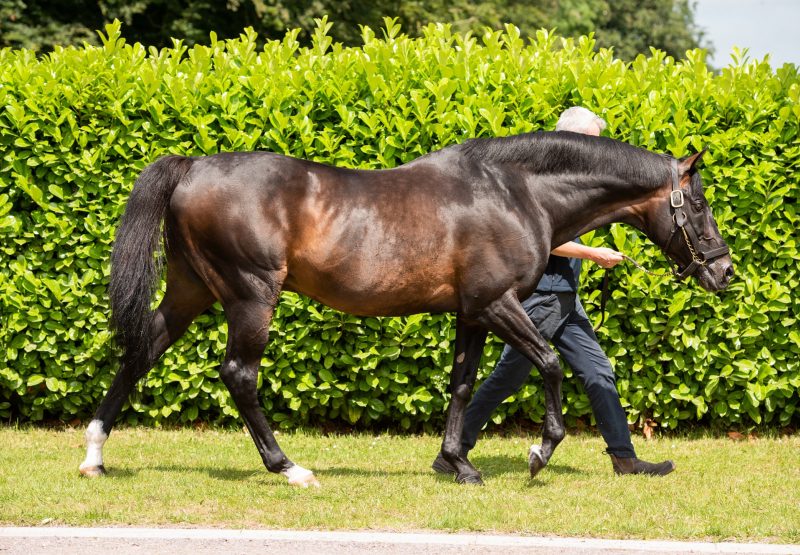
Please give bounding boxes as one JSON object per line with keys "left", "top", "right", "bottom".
{"left": 477, "top": 290, "right": 565, "bottom": 478}
{"left": 439, "top": 316, "right": 488, "bottom": 484}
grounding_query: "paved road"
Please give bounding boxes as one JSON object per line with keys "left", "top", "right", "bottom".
{"left": 0, "top": 528, "right": 797, "bottom": 555}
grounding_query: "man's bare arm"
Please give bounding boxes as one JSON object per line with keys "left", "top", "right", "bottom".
{"left": 551, "top": 241, "right": 624, "bottom": 269}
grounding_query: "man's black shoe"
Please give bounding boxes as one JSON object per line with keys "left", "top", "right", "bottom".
{"left": 609, "top": 454, "right": 675, "bottom": 476}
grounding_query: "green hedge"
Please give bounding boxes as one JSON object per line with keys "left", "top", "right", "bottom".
{"left": 1, "top": 19, "right": 798, "bottom": 431}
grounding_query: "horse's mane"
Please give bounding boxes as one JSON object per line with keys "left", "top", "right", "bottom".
{"left": 458, "top": 131, "right": 671, "bottom": 187}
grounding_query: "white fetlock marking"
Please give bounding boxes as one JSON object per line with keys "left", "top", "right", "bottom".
{"left": 529, "top": 444, "right": 543, "bottom": 461}
{"left": 79, "top": 419, "right": 107, "bottom": 472}
{"left": 282, "top": 464, "right": 320, "bottom": 488}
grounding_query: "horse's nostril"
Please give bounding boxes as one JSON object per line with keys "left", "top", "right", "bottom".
{"left": 721, "top": 264, "right": 735, "bottom": 283}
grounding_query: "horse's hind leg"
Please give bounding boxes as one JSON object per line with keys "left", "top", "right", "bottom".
{"left": 80, "top": 259, "right": 214, "bottom": 476}
{"left": 219, "top": 281, "right": 319, "bottom": 488}
{"left": 476, "top": 290, "right": 565, "bottom": 478}
{"left": 439, "top": 316, "right": 488, "bottom": 484}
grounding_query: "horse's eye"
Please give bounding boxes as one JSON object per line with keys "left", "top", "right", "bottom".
{"left": 691, "top": 201, "right": 704, "bottom": 213}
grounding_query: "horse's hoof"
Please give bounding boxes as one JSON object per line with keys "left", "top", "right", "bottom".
{"left": 528, "top": 444, "right": 546, "bottom": 478}
{"left": 456, "top": 472, "right": 484, "bottom": 485}
{"left": 79, "top": 464, "right": 106, "bottom": 478}
{"left": 287, "top": 472, "right": 321, "bottom": 489}
{"left": 290, "top": 474, "right": 320, "bottom": 488}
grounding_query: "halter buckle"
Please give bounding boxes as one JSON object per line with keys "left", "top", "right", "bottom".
{"left": 670, "top": 189, "right": 684, "bottom": 208}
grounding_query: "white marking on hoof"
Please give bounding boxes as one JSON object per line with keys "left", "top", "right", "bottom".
{"left": 282, "top": 464, "right": 321, "bottom": 488}
{"left": 80, "top": 420, "right": 108, "bottom": 476}
{"left": 528, "top": 444, "right": 546, "bottom": 478}
{"left": 79, "top": 464, "right": 107, "bottom": 478}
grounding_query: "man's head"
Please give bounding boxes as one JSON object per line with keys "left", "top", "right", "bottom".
{"left": 555, "top": 107, "right": 607, "bottom": 136}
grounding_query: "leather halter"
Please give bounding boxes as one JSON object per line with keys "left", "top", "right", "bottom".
{"left": 664, "top": 158, "right": 729, "bottom": 280}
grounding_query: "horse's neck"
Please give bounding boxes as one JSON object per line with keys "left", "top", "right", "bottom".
{"left": 463, "top": 134, "right": 670, "bottom": 245}
{"left": 534, "top": 171, "right": 664, "bottom": 246}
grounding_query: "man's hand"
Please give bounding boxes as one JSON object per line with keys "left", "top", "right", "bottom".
{"left": 589, "top": 247, "right": 625, "bottom": 269}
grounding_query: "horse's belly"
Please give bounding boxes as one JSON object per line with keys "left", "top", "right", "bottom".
{"left": 284, "top": 265, "right": 458, "bottom": 317}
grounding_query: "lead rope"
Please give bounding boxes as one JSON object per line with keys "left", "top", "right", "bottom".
{"left": 621, "top": 254, "right": 671, "bottom": 277}
{"left": 592, "top": 255, "right": 670, "bottom": 332}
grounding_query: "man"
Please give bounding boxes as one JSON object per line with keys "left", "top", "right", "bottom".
{"left": 434, "top": 107, "right": 675, "bottom": 477}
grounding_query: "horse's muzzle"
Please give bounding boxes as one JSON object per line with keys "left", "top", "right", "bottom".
{"left": 699, "top": 258, "right": 734, "bottom": 291}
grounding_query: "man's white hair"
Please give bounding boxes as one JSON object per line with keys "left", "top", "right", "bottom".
{"left": 555, "top": 106, "right": 607, "bottom": 133}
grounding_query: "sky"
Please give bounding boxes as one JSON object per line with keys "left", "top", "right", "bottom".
{"left": 693, "top": 0, "right": 800, "bottom": 67}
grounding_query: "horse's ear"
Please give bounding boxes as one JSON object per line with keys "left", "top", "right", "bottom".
{"left": 678, "top": 148, "right": 708, "bottom": 174}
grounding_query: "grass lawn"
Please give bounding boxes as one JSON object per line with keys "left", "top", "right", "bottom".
{"left": 0, "top": 426, "right": 797, "bottom": 543}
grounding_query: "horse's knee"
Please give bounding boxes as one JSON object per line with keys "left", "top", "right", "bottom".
{"left": 452, "top": 383, "right": 471, "bottom": 401}
{"left": 218, "top": 359, "right": 239, "bottom": 384}
{"left": 219, "top": 360, "right": 256, "bottom": 399}
{"left": 539, "top": 354, "right": 563, "bottom": 382}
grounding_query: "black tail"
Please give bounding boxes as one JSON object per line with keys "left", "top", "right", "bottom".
{"left": 108, "top": 155, "right": 192, "bottom": 375}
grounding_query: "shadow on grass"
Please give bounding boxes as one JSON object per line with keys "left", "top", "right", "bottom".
{"left": 471, "top": 454, "right": 584, "bottom": 477}
{"left": 421, "top": 454, "right": 586, "bottom": 484}
{"left": 106, "top": 464, "right": 432, "bottom": 481}
{"left": 97, "top": 468, "right": 138, "bottom": 478}
{"left": 103, "top": 465, "right": 261, "bottom": 481}
{"left": 314, "top": 467, "right": 431, "bottom": 478}
{"left": 90, "top": 455, "right": 585, "bottom": 484}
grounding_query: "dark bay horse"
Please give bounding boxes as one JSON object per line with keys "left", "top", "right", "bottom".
{"left": 80, "top": 131, "right": 733, "bottom": 486}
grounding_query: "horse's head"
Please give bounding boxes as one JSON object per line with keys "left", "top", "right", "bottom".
{"left": 650, "top": 150, "right": 734, "bottom": 292}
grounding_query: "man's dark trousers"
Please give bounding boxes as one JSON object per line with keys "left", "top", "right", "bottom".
{"left": 460, "top": 291, "right": 637, "bottom": 458}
